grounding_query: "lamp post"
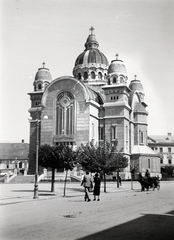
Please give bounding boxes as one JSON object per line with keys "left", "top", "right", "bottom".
{"left": 33, "top": 118, "right": 40, "bottom": 199}
{"left": 29, "top": 114, "right": 48, "bottom": 199}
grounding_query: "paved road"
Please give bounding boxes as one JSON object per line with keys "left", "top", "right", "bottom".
{"left": 0, "top": 181, "right": 174, "bottom": 240}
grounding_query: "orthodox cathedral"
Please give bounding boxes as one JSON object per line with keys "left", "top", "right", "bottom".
{"left": 28, "top": 27, "right": 160, "bottom": 179}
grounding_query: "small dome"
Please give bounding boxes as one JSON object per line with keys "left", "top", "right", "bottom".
{"left": 33, "top": 63, "right": 52, "bottom": 92}
{"left": 35, "top": 63, "right": 52, "bottom": 82}
{"left": 108, "top": 55, "right": 127, "bottom": 76}
{"left": 129, "top": 76, "right": 144, "bottom": 94}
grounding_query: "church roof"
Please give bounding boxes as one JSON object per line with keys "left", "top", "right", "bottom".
{"left": 0, "top": 143, "right": 29, "bottom": 160}
{"left": 132, "top": 145, "right": 157, "bottom": 155}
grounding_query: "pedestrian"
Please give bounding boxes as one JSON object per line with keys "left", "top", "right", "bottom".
{"left": 118, "top": 175, "right": 122, "bottom": 186}
{"left": 145, "top": 169, "right": 150, "bottom": 178}
{"left": 81, "top": 171, "right": 93, "bottom": 202}
{"left": 81, "top": 173, "right": 84, "bottom": 184}
{"left": 93, "top": 173, "right": 101, "bottom": 201}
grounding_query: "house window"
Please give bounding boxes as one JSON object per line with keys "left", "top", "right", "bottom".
{"left": 160, "top": 148, "right": 163, "bottom": 153}
{"left": 168, "top": 159, "right": 172, "bottom": 164}
{"left": 168, "top": 148, "right": 171, "bottom": 153}
{"left": 56, "top": 92, "right": 75, "bottom": 135}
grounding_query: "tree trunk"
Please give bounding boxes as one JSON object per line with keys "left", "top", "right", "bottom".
{"left": 131, "top": 173, "right": 133, "bottom": 190}
{"left": 104, "top": 172, "right": 106, "bottom": 192}
{"left": 51, "top": 167, "right": 55, "bottom": 192}
{"left": 63, "top": 170, "right": 68, "bottom": 197}
{"left": 117, "top": 171, "right": 119, "bottom": 188}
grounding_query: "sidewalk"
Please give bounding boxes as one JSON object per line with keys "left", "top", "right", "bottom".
{"left": 0, "top": 181, "right": 134, "bottom": 205}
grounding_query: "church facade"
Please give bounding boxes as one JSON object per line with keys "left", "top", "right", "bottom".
{"left": 28, "top": 27, "right": 161, "bottom": 179}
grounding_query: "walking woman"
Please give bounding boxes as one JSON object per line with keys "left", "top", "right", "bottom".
{"left": 93, "top": 173, "right": 101, "bottom": 201}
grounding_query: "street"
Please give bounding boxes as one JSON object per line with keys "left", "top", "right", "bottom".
{"left": 0, "top": 181, "right": 174, "bottom": 240}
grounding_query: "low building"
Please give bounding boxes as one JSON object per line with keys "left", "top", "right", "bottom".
{"left": 148, "top": 133, "right": 174, "bottom": 177}
{"left": 0, "top": 141, "right": 29, "bottom": 176}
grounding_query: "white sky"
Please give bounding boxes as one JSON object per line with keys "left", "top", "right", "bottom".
{"left": 0, "top": 0, "right": 174, "bottom": 143}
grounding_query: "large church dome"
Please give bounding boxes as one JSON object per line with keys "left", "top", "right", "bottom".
{"left": 73, "top": 27, "right": 109, "bottom": 83}
{"left": 74, "top": 49, "right": 109, "bottom": 67}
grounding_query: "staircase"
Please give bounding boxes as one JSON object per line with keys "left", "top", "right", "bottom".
{"left": 70, "top": 175, "right": 81, "bottom": 182}
{"left": 9, "top": 175, "right": 35, "bottom": 183}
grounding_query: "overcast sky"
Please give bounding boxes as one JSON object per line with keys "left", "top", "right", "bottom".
{"left": 0, "top": 0, "right": 174, "bottom": 143}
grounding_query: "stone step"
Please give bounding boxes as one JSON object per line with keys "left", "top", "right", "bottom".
{"left": 9, "top": 175, "right": 35, "bottom": 183}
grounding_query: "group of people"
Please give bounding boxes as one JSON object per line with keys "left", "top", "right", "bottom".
{"left": 81, "top": 171, "right": 101, "bottom": 202}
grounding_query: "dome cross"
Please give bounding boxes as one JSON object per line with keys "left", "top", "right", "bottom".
{"left": 89, "top": 26, "right": 95, "bottom": 35}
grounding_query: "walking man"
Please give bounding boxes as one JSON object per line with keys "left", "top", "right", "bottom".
{"left": 81, "top": 171, "right": 93, "bottom": 202}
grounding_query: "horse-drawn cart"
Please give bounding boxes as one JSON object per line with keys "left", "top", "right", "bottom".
{"left": 138, "top": 173, "right": 160, "bottom": 191}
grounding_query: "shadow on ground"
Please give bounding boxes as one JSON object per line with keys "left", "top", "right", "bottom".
{"left": 77, "top": 210, "right": 174, "bottom": 240}
{"left": 12, "top": 190, "right": 52, "bottom": 193}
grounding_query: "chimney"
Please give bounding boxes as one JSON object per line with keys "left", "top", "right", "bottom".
{"left": 22, "top": 139, "right": 25, "bottom": 143}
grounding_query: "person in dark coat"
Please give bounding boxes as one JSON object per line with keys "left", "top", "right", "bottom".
{"left": 93, "top": 173, "right": 101, "bottom": 201}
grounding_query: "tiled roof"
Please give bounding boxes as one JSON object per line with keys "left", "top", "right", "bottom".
{"left": 148, "top": 135, "right": 174, "bottom": 145}
{"left": 0, "top": 143, "right": 29, "bottom": 159}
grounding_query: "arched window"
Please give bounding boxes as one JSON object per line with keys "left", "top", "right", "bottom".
{"left": 98, "top": 72, "right": 102, "bottom": 79}
{"left": 38, "top": 83, "right": 42, "bottom": 90}
{"left": 113, "top": 77, "right": 117, "bottom": 83}
{"left": 139, "top": 130, "right": 144, "bottom": 144}
{"left": 91, "top": 71, "right": 95, "bottom": 79}
{"left": 84, "top": 72, "right": 88, "bottom": 80}
{"left": 120, "top": 76, "right": 124, "bottom": 83}
{"left": 99, "top": 125, "right": 104, "bottom": 140}
{"left": 56, "top": 92, "right": 75, "bottom": 135}
{"left": 77, "top": 73, "right": 81, "bottom": 80}
{"left": 111, "top": 125, "right": 117, "bottom": 140}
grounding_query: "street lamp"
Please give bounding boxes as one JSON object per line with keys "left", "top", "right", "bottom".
{"left": 28, "top": 114, "right": 48, "bottom": 199}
